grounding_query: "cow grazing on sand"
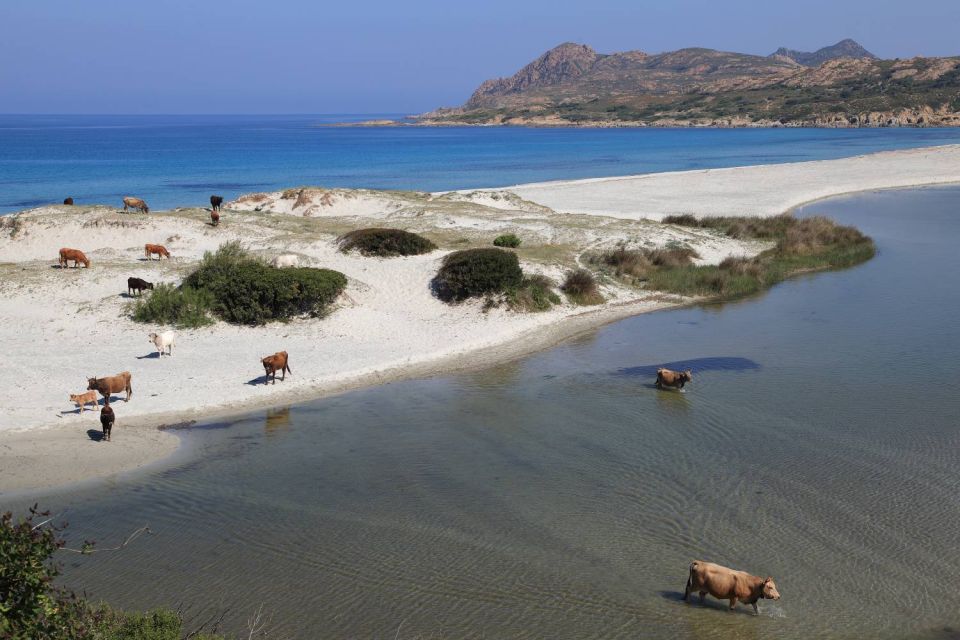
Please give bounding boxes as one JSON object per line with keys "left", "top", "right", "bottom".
{"left": 58, "top": 248, "right": 90, "bottom": 268}
{"left": 272, "top": 254, "right": 299, "bottom": 268}
{"left": 149, "top": 331, "right": 175, "bottom": 357}
{"left": 69, "top": 390, "right": 100, "bottom": 413}
{"left": 145, "top": 244, "right": 170, "bottom": 260}
{"left": 128, "top": 277, "right": 153, "bottom": 296}
{"left": 210, "top": 210, "right": 220, "bottom": 226}
{"left": 100, "top": 404, "right": 115, "bottom": 441}
{"left": 87, "top": 371, "right": 132, "bottom": 405}
{"left": 262, "top": 351, "right": 291, "bottom": 385}
{"left": 656, "top": 368, "right": 692, "bottom": 390}
{"left": 210, "top": 195, "right": 223, "bottom": 211}
{"left": 123, "top": 197, "right": 149, "bottom": 213}
{"left": 684, "top": 561, "right": 781, "bottom": 615}
{"left": 63, "top": 197, "right": 74, "bottom": 205}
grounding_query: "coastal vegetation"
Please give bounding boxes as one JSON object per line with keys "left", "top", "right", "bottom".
{"left": 433, "top": 248, "right": 524, "bottom": 302}
{"left": 592, "top": 214, "right": 875, "bottom": 298}
{"left": 337, "top": 227, "right": 436, "bottom": 257}
{"left": 0, "top": 507, "right": 227, "bottom": 639}
{"left": 132, "top": 242, "right": 347, "bottom": 327}
{"left": 493, "top": 233, "right": 522, "bottom": 248}
{"left": 561, "top": 269, "right": 603, "bottom": 305}
{"left": 504, "top": 275, "right": 561, "bottom": 312}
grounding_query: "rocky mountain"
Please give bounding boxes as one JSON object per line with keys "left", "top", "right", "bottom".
{"left": 418, "top": 40, "right": 960, "bottom": 128}
{"left": 771, "top": 39, "right": 876, "bottom": 66}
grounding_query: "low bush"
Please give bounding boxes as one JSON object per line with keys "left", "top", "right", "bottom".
{"left": 131, "top": 242, "right": 348, "bottom": 327}
{"left": 131, "top": 284, "right": 215, "bottom": 329}
{"left": 562, "top": 268, "right": 603, "bottom": 305}
{"left": 493, "top": 233, "right": 522, "bottom": 248}
{"left": 433, "top": 248, "right": 523, "bottom": 302}
{"left": 338, "top": 228, "right": 436, "bottom": 257}
{"left": 505, "top": 274, "right": 561, "bottom": 312}
{"left": 592, "top": 244, "right": 699, "bottom": 282}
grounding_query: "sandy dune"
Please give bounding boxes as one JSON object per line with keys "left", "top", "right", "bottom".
{"left": 2, "top": 144, "right": 959, "bottom": 494}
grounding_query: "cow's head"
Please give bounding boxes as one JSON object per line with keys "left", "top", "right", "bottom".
{"left": 146, "top": 281, "right": 154, "bottom": 290}
{"left": 143, "top": 204, "right": 150, "bottom": 214}
{"left": 148, "top": 333, "right": 158, "bottom": 343}
{"left": 86, "top": 377, "right": 98, "bottom": 390}
{"left": 681, "top": 370, "right": 693, "bottom": 383}
{"left": 761, "top": 577, "right": 780, "bottom": 600}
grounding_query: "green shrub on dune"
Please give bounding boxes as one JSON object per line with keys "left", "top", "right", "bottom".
{"left": 433, "top": 248, "right": 523, "bottom": 302}
{"left": 562, "top": 269, "right": 603, "bottom": 305}
{"left": 131, "top": 283, "right": 215, "bottom": 329}
{"left": 338, "top": 228, "right": 436, "bottom": 257}
{"left": 493, "top": 233, "right": 522, "bottom": 248}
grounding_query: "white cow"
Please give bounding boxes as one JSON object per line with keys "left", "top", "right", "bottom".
{"left": 272, "top": 254, "right": 299, "bottom": 268}
{"left": 148, "top": 331, "right": 175, "bottom": 358}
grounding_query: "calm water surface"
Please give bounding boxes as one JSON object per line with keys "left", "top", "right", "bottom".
{"left": 7, "top": 187, "right": 960, "bottom": 639}
{"left": 3, "top": 114, "right": 960, "bottom": 213}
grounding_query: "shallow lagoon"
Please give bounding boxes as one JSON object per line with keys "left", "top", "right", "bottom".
{"left": 11, "top": 186, "right": 960, "bottom": 639}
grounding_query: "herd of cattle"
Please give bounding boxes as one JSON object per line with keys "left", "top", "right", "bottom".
{"left": 54, "top": 194, "right": 778, "bottom": 614}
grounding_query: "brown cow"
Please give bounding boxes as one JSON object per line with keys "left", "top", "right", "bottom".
{"left": 87, "top": 371, "right": 132, "bottom": 405}
{"left": 123, "top": 196, "right": 149, "bottom": 213}
{"left": 655, "top": 368, "right": 692, "bottom": 390}
{"left": 684, "top": 561, "right": 780, "bottom": 615}
{"left": 145, "top": 244, "right": 170, "bottom": 260}
{"left": 100, "top": 404, "right": 115, "bottom": 441}
{"left": 210, "top": 210, "right": 220, "bottom": 226}
{"left": 261, "top": 351, "right": 291, "bottom": 385}
{"left": 69, "top": 390, "right": 100, "bottom": 413}
{"left": 58, "top": 248, "right": 90, "bottom": 268}
{"left": 63, "top": 197, "right": 74, "bottom": 205}
{"left": 210, "top": 195, "right": 223, "bottom": 211}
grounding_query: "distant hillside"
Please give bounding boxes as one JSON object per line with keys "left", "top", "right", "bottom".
{"left": 770, "top": 39, "right": 876, "bottom": 66}
{"left": 416, "top": 40, "right": 960, "bottom": 128}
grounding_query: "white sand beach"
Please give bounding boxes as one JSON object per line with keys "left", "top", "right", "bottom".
{"left": 1, "top": 144, "right": 958, "bottom": 493}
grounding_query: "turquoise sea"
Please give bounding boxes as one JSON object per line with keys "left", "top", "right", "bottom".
{"left": 2, "top": 114, "right": 960, "bottom": 213}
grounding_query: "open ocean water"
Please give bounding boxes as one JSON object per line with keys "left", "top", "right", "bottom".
{"left": 2, "top": 114, "right": 960, "bottom": 213}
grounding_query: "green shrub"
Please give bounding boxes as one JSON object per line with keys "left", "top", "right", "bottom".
{"left": 338, "top": 228, "right": 436, "bottom": 257}
{"left": 562, "top": 269, "right": 603, "bottom": 305}
{"left": 506, "top": 275, "right": 561, "bottom": 312}
{"left": 181, "top": 243, "right": 347, "bottom": 325}
{"left": 493, "top": 233, "right": 522, "bottom": 248}
{"left": 131, "top": 283, "right": 215, "bottom": 329}
{"left": 433, "top": 248, "right": 523, "bottom": 302}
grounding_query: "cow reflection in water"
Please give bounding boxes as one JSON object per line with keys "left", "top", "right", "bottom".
{"left": 265, "top": 407, "right": 291, "bottom": 435}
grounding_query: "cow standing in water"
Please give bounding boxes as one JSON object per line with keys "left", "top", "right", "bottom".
{"left": 684, "top": 561, "right": 781, "bottom": 615}
{"left": 655, "top": 368, "right": 692, "bottom": 390}
{"left": 100, "top": 404, "right": 115, "bottom": 441}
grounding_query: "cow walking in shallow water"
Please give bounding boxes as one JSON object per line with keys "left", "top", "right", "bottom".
{"left": 655, "top": 368, "right": 692, "bottom": 390}
{"left": 684, "top": 561, "right": 780, "bottom": 615}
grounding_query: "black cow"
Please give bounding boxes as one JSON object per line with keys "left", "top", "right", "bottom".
{"left": 127, "top": 277, "right": 154, "bottom": 296}
{"left": 210, "top": 195, "right": 224, "bottom": 211}
{"left": 100, "top": 404, "right": 115, "bottom": 441}
{"left": 63, "top": 197, "right": 74, "bottom": 205}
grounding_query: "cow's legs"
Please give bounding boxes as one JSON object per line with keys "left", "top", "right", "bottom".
{"left": 699, "top": 591, "right": 706, "bottom": 603}
{"left": 751, "top": 602, "right": 759, "bottom": 615}
{"left": 728, "top": 597, "right": 738, "bottom": 611}
{"left": 683, "top": 577, "right": 691, "bottom": 601}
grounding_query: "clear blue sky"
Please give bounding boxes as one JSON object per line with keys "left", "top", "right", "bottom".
{"left": 2, "top": 0, "right": 957, "bottom": 114}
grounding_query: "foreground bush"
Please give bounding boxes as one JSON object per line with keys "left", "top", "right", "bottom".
{"left": 627, "top": 214, "right": 874, "bottom": 298}
{"left": 131, "top": 283, "right": 215, "bottom": 329}
{"left": 0, "top": 508, "right": 226, "bottom": 639}
{"left": 434, "top": 248, "right": 523, "bottom": 302}
{"left": 131, "top": 242, "right": 347, "bottom": 327}
{"left": 562, "top": 269, "right": 603, "bottom": 305}
{"left": 338, "top": 228, "right": 436, "bottom": 257}
{"left": 493, "top": 233, "right": 522, "bottom": 248}
{"left": 183, "top": 243, "right": 347, "bottom": 325}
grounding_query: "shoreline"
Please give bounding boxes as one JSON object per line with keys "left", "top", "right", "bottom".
{"left": 2, "top": 144, "right": 959, "bottom": 495}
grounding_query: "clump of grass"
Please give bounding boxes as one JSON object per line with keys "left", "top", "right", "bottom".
{"left": 433, "top": 248, "right": 523, "bottom": 302}
{"left": 637, "top": 214, "right": 874, "bottom": 298}
{"left": 338, "top": 227, "right": 436, "bottom": 257}
{"left": 493, "top": 233, "right": 522, "bottom": 248}
{"left": 505, "top": 274, "right": 561, "bottom": 312}
{"left": 590, "top": 243, "right": 699, "bottom": 282}
{"left": 130, "top": 283, "right": 215, "bottom": 329}
{"left": 562, "top": 268, "right": 603, "bottom": 305}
